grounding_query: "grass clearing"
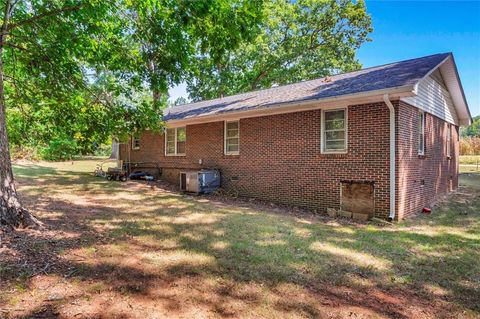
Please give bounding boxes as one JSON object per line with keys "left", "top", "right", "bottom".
{"left": 460, "top": 165, "right": 480, "bottom": 173}
{"left": 460, "top": 155, "right": 480, "bottom": 165}
{"left": 0, "top": 158, "right": 479, "bottom": 318}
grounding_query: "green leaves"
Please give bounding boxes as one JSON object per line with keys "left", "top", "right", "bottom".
{"left": 2, "top": 0, "right": 370, "bottom": 160}
{"left": 461, "top": 115, "right": 480, "bottom": 138}
{"left": 2, "top": 0, "right": 136, "bottom": 156}
{"left": 187, "top": 0, "right": 372, "bottom": 101}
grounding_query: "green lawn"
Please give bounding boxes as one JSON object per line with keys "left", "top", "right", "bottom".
{"left": 1, "top": 159, "right": 479, "bottom": 318}
{"left": 459, "top": 156, "right": 480, "bottom": 173}
{"left": 460, "top": 165, "right": 480, "bottom": 173}
{"left": 460, "top": 155, "right": 480, "bottom": 165}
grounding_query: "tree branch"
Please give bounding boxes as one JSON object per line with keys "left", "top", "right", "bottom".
{"left": 3, "top": 41, "right": 26, "bottom": 50}
{"left": 6, "top": 5, "right": 82, "bottom": 32}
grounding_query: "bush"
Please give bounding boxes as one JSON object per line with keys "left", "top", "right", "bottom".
{"left": 9, "top": 145, "right": 39, "bottom": 161}
{"left": 460, "top": 137, "right": 480, "bottom": 155}
{"left": 93, "top": 143, "right": 112, "bottom": 157}
{"left": 39, "top": 137, "right": 79, "bottom": 161}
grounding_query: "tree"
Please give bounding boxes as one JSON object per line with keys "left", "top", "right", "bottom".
{"left": 119, "top": 0, "right": 264, "bottom": 105}
{"left": 0, "top": 0, "right": 127, "bottom": 228}
{"left": 172, "top": 97, "right": 188, "bottom": 106}
{"left": 187, "top": 0, "right": 372, "bottom": 101}
{"left": 461, "top": 115, "right": 480, "bottom": 138}
{"left": 0, "top": 0, "right": 264, "bottom": 229}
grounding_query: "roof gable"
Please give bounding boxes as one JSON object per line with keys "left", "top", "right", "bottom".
{"left": 435, "top": 55, "right": 472, "bottom": 125}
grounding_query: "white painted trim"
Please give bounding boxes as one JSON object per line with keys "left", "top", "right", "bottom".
{"left": 418, "top": 111, "right": 425, "bottom": 156}
{"left": 224, "top": 120, "right": 240, "bottom": 155}
{"left": 402, "top": 74, "right": 459, "bottom": 126}
{"left": 112, "top": 138, "right": 120, "bottom": 159}
{"left": 165, "top": 127, "right": 186, "bottom": 156}
{"left": 321, "top": 108, "right": 348, "bottom": 154}
{"left": 418, "top": 55, "right": 451, "bottom": 82}
{"left": 446, "top": 124, "right": 452, "bottom": 159}
{"left": 131, "top": 135, "right": 140, "bottom": 150}
{"left": 383, "top": 94, "right": 396, "bottom": 221}
{"left": 417, "top": 54, "right": 472, "bottom": 126}
{"left": 165, "top": 86, "right": 415, "bottom": 128}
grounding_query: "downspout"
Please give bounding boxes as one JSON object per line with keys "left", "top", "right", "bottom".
{"left": 383, "top": 94, "right": 396, "bottom": 221}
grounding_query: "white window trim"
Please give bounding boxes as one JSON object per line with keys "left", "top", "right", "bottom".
{"left": 446, "top": 124, "right": 451, "bottom": 159}
{"left": 132, "top": 135, "right": 140, "bottom": 150}
{"left": 321, "top": 108, "right": 348, "bottom": 154}
{"left": 165, "top": 127, "right": 186, "bottom": 156}
{"left": 224, "top": 120, "right": 240, "bottom": 155}
{"left": 418, "top": 111, "right": 425, "bottom": 155}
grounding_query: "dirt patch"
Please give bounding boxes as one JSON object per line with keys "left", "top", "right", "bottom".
{"left": 1, "top": 162, "right": 479, "bottom": 318}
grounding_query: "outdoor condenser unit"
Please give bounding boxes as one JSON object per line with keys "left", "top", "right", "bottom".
{"left": 180, "top": 170, "right": 221, "bottom": 194}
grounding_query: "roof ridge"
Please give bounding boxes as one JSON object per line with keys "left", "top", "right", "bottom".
{"left": 166, "top": 52, "right": 451, "bottom": 111}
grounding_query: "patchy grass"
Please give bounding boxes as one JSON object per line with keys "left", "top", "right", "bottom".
{"left": 460, "top": 156, "right": 480, "bottom": 173}
{"left": 0, "top": 158, "right": 479, "bottom": 318}
{"left": 460, "top": 155, "right": 480, "bottom": 165}
{"left": 460, "top": 165, "right": 480, "bottom": 174}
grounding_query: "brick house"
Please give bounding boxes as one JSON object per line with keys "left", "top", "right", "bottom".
{"left": 119, "top": 53, "right": 472, "bottom": 220}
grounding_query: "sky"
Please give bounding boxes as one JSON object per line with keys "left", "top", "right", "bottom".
{"left": 168, "top": 0, "right": 480, "bottom": 118}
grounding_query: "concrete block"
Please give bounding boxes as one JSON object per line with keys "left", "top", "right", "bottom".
{"left": 327, "top": 208, "right": 337, "bottom": 217}
{"left": 352, "top": 212, "right": 370, "bottom": 221}
{"left": 337, "top": 210, "right": 352, "bottom": 218}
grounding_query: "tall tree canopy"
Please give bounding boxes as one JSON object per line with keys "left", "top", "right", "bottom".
{"left": 187, "top": 0, "right": 372, "bottom": 101}
{"left": 0, "top": 0, "right": 264, "bottom": 228}
{"left": 0, "top": 0, "right": 369, "bottom": 229}
{"left": 117, "top": 0, "right": 263, "bottom": 104}
{"left": 0, "top": 0, "right": 128, "bottom": 228}
{"left": 461, "top": 115, "right": 480, "bottom": 138}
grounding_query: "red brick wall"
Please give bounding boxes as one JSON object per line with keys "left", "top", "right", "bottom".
{"left": 395, "top": 101, "right": 459, "bottom": 219}
{"left": 119, "top": 101, "right": 459, "bottom": 220}
{"left": 121, "top": 102, "right": 393, "bottom": 218}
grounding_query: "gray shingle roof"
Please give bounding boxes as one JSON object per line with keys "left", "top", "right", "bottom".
{"left": 164, "top": 53, "right": 451, "bottom": 121}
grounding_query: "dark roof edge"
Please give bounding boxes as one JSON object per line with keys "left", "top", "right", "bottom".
{"left": 165, "top": 52, "right": 451, "bottom": 113}
{"left": 165, "top": 84, "right": 415, "bottom": 125}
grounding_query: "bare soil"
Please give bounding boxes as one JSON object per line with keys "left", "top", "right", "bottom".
{"left": 1, "top": 160, "right": 479, "bottom": 318}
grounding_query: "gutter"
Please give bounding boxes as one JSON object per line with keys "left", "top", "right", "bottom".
{"left": 383, "top": 94, "right": 396, "bottom": 221}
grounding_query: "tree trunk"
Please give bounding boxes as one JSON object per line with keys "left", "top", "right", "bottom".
{"left": 0, "top": 0, "right": 40, "bottom": 229}
{"left": 251, "top": 69, "right": 268, "bottom": 91}
{"left": 217, "top": 63, "right": 224, "bottom": 98}
{"left": 153, "top": 89, "right": 161, "bottom": 107}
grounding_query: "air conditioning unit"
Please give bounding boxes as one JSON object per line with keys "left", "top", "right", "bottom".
{"left": 180, "top": 170, "right": 221, "bottom": 194}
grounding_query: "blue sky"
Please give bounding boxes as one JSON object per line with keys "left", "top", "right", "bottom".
{"left": 169, "top": 0, "right": 480, "bottom": 117}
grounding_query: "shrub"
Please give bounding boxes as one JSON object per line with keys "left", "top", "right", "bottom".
{"left": 93, "top": 143, "right": 112, "bottom": 157}
{"left": 9, "top": 146, "right": 39, "bottom": 161}
{"left": 39, "top": 137, "right": 79, "bottom": 161}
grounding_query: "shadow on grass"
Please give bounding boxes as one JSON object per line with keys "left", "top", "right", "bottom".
{"left": 3, "top": 170, "right": 480, "bottom": 318}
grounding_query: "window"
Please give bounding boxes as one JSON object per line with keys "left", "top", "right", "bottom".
{"left": 322, "top": 109, "right": 347, "bottom": 153}
{"left": 418, "top": 111, "right": 425, "bottom": 155}
{"left": 446, "top": 124, "right": 451, "bottom": 158}
{"left": 166, "top": 128, "right": 175, "bottom": 155}
{"left": 176, "top": 127, "right": 186, "bottom": 154}
{"left": 225, "top": 121, "right": 240, "bottom": 155}
{"left": 165, "top": 127, "right": 186, "bottom": 155}
{"left": 132, "top": 135, "right": 140, "bottom": 150}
